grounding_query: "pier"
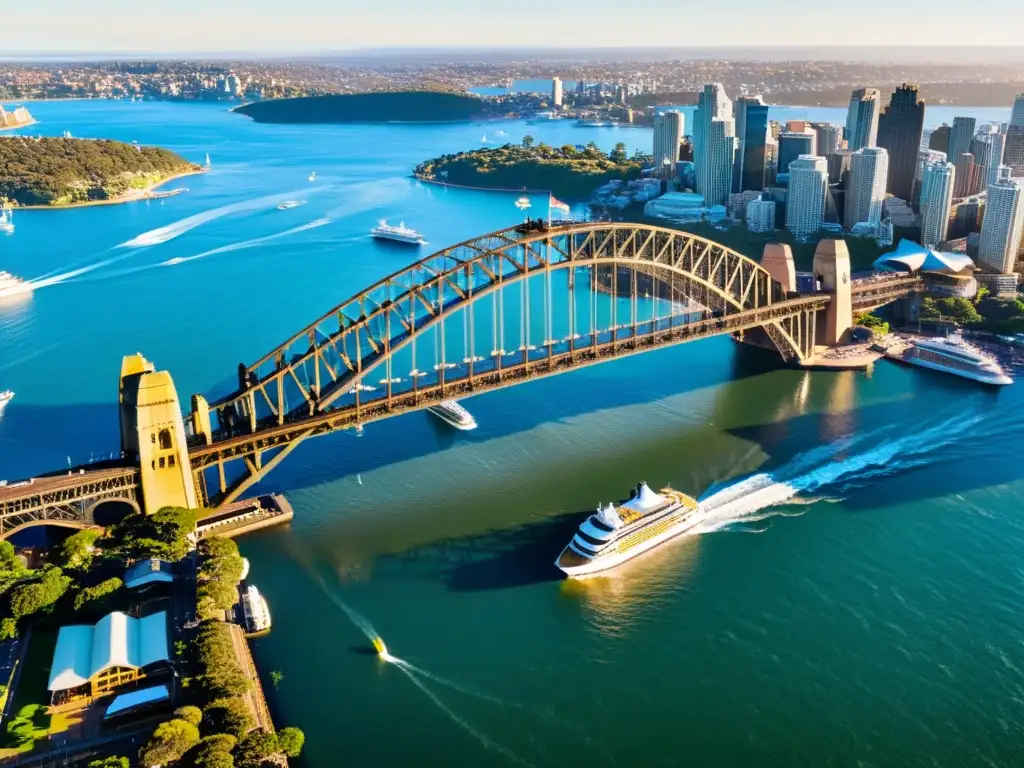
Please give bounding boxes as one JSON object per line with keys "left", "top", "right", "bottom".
{"left": 195, "top": 494, "right": 294, "bottom": 540}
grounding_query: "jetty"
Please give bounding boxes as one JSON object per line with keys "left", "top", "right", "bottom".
{"left": 195, "top": 493, "right": 293, "bottom": 539}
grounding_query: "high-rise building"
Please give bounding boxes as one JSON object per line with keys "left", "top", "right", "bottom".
{"left": 954, "top": 152, "right": 980, "bottom": 198}
{"left": 876, "top": 84, "right": 925, "bottom": 201}
{"left": 979, "top": 166, "right": 1024, "bottom": 273}
{"left": 1011, "top": 93, "right": 1024, "bottom": 128}
{"left": 845, "top": 147, "right": 888, "bottom": 230}
{"left": 828, "top": 149, "right": 852, "bottom": 186}
{"left": 845, "top": 88, "right": 881, "bottom": 151}
{"left": 693, "top": 83, "right": 735, "bottom": 206}
{"left": 652, "top": 110, "right": 685, "bottom": 178}
{"left": 918, "top": 161, "right": 955, "bottom": 247}
{"left": 746, "top": 195, "right": 776, "bottom": 232}
{"left": 1004, "top": 125, "right": 1024, "bottom": 176}
{"left": 813, "top": 123, "right": 843, "bottom": 158}
{"left": 950, "top": 197, "right": 984, "bottom": 240}
{"left": 913, "top": 148, "right": 947, "bottom": 205}
{"left": 777, "top": 128, "right": 816, "bottom": 175}
{"left": 734, "top": 95, "right": 770, "bottom": 193}
{"left": 984, "top": 131, "right": 1007, "bottom": 187}
{"left": 947, "top": 117, "right": 977, "bottom": 171}
{"left": 551, "top": 77, "right": 563, "bottom": 108}
{"left": 929, "top": 123, "right": 951, "bottom": 155}
{"left": 786, "top": 155, "right": 829, "bottom": 238}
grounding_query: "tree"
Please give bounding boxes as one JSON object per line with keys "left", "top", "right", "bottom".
{"left": 194, "top": 734, "right": 237, "bottom": 768}
{"left": 58, "top": 529, "right": 100, "bottom": 570}
{"left": 112, "top": 506, "right": 196, "bottom": 561}
{"left": 203, "top": 697, "right": 254, "bottom": 739}
{"left": 138, "top": 718, "right": 200, "bottom": 767}
{"left": 73, "top": 577, "right": 123, "bottom": 611}
{"left": 8, "top": 566, "right": 71, "bottom": 619}
{"left": 277, "top": 727, "right": 305, "bottom": 758}
{"left": 174, "top": 705, "right": 202, "bottom": 727}
{"left": 521, "top": 135, "right": 534, "bottom": 148}
{"left": 270, "top": 670, "right": 283, "bottom": 689}
{"left": 610, "top": 142, "right": 628, "bottom": 163}
{"left": 234, "top": 731, "right": 279, "bottom": 768}
{"left": 0, "top": 618, "right": 17, "bottom": 640}
{"left": 87, "top": 758, "right": 130, "bottom": 768}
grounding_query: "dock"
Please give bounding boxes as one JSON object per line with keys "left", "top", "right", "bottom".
{"left": 195, "top": 493, "right": 294, "bottom": 540}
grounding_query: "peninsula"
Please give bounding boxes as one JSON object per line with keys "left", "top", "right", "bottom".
{"left": 414, "top": 139, "right": 648, "bottom": 199}
{"left": 0, "top": 136, "right": 201, "bottom": 207}
{"left": 234, "top": 90, "right": 487, "bottom": 124}
{"left": 0, "top": 105, "right": 34, "bottom": 130}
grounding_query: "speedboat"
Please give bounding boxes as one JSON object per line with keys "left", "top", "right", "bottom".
{"left": 277, "top": 200, "right": 306, "bottom": 210}
{"left": 0, "top": 271, "right": 30, "bottom": 297}
{"left": 308, "top": 171, "right": 317, "bottom": 182}
{"left": 0, "top": 390, "right": 12, "bottom": 412}
{"left": 426, "top": 399, "right": 477, "bottom": 430}
{"left": 555, "top": 482, "right": 706, "bottom": 578}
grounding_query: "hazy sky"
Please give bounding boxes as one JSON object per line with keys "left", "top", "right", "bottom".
{"left": 8, "top": 0, "right": 1024, "bottom": 52}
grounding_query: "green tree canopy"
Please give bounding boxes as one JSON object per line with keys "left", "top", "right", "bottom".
{"left": 203, "top": 697, "right": 254, "bottom": 740}
{"left": 174, "top": 704, "right": 203, "bottom": 727}
{"left": 58, "top": 529, "right": 100, "bottom": 570}
{"left": 194, "top": 734, "right": 237, "bottom": 768}
{"left": 73, "top": 577, "right": 123, "bottom": 612}
{"left": 277, "top": 727, "right": 305, "bottom": 758}
{"left": 8, "top": 566, "right": 71, "bottom": 619}
{"left": 234, "top": 731, "right": 279, "bottom": 768}
{"left": 522, "top": 135, "right": 534, "bottom": 148}
{"left": 87, "top": 758, "right": 130, "bottom": 768}
{"left": 139, "top": 718, "right": 200, "bottom": 768}
{"left": 111, "top": 506, "right": 196, "bottom": 561}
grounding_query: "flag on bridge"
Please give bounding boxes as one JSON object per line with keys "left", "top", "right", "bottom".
{"left": 548, "top": 195, "right": 570, "bottom": 214}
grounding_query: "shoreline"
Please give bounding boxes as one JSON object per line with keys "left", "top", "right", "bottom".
{"left": 10, "top": 166, "right": 206, "bottom": 210}
{"left": 414, "top": 174, "right": 559, "bottom": 197}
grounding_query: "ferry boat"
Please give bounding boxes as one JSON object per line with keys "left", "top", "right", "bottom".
{"left": 241, "top": 584, "right": 272, "bottom": 633}
{"left": 0, "top": 271, "right": 30, "bottom": 297}
{"left": 371, "top": 219, "right": 426, "bottom": 245}
{"left": 277, "top": 200, "right": 305, "bottom": 210}
{"left": 426, "top": 399, "right": 477, "bottom": 430}
{"left": 0, "top": 208, "right": 13, "bottom": 235}
{"left": 0, "top": 390, "right": 13, "bottom": 412}
{"left": 555, "top": 482, "right": 707, "bottom": 578}
{"left": 903, "top": 333, "right": 1012, "bottom": 386}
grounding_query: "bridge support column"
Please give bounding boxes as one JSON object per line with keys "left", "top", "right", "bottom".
{"left": 760, "top": 243, "right": 796, "bottom": 297}
{"left": 119, "top": 354, "right": 198, "bottom": 514}
{"left": 811, "top": 239, "right": 852, "bottom": 346}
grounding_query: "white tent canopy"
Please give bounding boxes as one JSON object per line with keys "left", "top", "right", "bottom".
{"left": 620, "top": 483, "right": 665, "bottom": 513}
{"left": 48, "top": 611, "right": 169, "bottom": 692}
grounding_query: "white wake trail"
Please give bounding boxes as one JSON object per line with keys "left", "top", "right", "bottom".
{"left": 162, "top": 217, "right": 331, "bottom": 266}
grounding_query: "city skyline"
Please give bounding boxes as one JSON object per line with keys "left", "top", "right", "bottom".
{"left": 7, "top": 1, "right": 1024, "bottom": 53}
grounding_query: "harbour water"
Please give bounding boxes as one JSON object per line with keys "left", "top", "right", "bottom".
{"left": 3, "top": 101, "right": 1024, "bottom": 766}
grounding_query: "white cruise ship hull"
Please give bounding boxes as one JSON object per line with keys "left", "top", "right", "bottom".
{"left": 556, "top": 509, "right": 708, "bottom": 578}
{"left": 372, "top": 231, "right": 425, "bottom": 245}
{"left": 426, "top": 404, "right": 477, "bottom": 430}
{"left": 903, "top": 355, "right": 1012, "bottom": 386}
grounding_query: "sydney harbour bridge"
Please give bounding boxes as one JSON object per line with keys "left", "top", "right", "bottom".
{"left": 0, "top": 221, "right": 921, "bottom": 537}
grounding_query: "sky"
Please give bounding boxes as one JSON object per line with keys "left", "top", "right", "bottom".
{"left": 7, "top": 0, "right": 1024, "bottom": 53}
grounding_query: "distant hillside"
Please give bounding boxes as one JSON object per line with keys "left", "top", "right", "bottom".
{"left": 234, "top": 91, "right": 486, "bottom": 124}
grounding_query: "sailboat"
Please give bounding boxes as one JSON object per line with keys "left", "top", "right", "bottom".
{"left": 481, "top": 133, "right": 489, "bottom": 143}
{"left": 0, "top": 207, "right": 14, "bottom": 235}
{"left": 204, "top": 153, "right": 211, "bottom": 169}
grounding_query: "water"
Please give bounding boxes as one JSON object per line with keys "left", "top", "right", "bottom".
{"left": 3, "top": 101, "right": 1024, "bottom": 767}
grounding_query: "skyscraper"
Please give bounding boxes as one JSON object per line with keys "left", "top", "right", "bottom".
{"left": 551, "top": 77, "right": 563, "bottom": 108}
{"left": 734, "top": 95, "right": 770, "bottom": 193}
{"left": 746, "top": 195, "right": 776, "bottom": 233}
{"left": 652, "top": 110, "right": 685, "bottom": 178}
{"left": 1004, "top": 125, "right": 1024, "bottom": 176}
{"left": 947, "top": 117, "right": 977, "bottom": 171}
{"left": 813, "top": 123, "right": 843, "bottom": 158}
{"left": 828, "top": 149, "right": 852, "bottom": 186}
{"left": 845, "top": 147, "right": 888, "bottom": 230}
{"left": 986, "top": 131, "right": 1007, "bottom": 187}
{"left": 979, "top": 166, "right": 1024, "bottom": 274}
{"left": 918, "top": 161, "right": 955, "bottom": 247}
{"left": 845, "top": 88, "right": 881, "bottom": 151}
{"left": 929, "top": 124, "right": 951, "bottom": 155}
{"left": 913, "top": 148, "right": 948, "bottom": 205}
{"left": 876, "top": 84, "right": 925, "bottom": 202}
{"left": 777, "top": 128, "right": 816, "bottom": 175}
{"left": 786, "top": 155, "right": 829, "bottom": 238}
{"left": 954, "top": 152, "right": 979, "bottom": 198}
{"left": 694, "top": 83, "right": 735, "bottom": 206}
{"left": 1011, "top": 93, "right": 1024, "bottom": 128}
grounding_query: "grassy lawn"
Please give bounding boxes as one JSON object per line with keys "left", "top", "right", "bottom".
{"left": 0, "top": 630, "right": 74, "bottom": 757}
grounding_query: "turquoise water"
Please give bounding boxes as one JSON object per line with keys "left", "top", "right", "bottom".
{"left": 3, "top": 102, "right": 1024, "bottom": 767}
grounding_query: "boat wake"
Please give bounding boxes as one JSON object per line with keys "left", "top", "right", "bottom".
{"left": 692, "top": 411, "right": 988, "bottom": 534}
{"left": 160, "top": 217, "right": 332, "bottom": 267}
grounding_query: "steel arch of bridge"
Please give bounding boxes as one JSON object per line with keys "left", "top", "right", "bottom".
{"left": 208, "top": 222, "right": 791, "bottom": 428}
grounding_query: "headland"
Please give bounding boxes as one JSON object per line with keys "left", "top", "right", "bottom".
{"left": 233, "top": 90, "right": 485, "bottom": 124}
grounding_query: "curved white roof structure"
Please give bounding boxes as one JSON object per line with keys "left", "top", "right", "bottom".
{"left": 621, "top": 483, "right": 665, "bottom": 513}
{"left": 48, "top": 611, "right": 169, "bottom": 692}
{"left": 873, "top": 240, "right": 974, "bottom": 274}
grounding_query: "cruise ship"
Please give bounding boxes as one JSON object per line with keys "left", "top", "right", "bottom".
{"left": 0, "top": 391, "right": 13, "bottom": 412}
{"left": 556, "top": 483, "right": 706, "bottom": 578}
{"left": 371, "top": 219, "right": 426, "bottom": 245}
{"left": 241, "top": 584, "right": 272, "bottom": 634}
{"left": 0, "top": 271, "right": 30, "bottom": 297}
{"left": 426, "top": 399, "right": 477, "bottom": 430}
{"left": 903, "top": 333, "right": 1012, "bottom": 386}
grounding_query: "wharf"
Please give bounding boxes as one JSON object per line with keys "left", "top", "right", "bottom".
{"left": 195, "top": 493, "right": 293, "bottom": 540}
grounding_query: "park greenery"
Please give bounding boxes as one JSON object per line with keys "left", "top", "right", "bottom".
{"left": 139, "top": 717, "right": 201, "bottom": 767}
{"left": 920, "top": 293, "right": 1024, "bottom": 332}
{"left": 415, "top": 138, "right": 648, "bottom": 199}
{"left": 196, "top": 621, "right": 252, "bottom": 700}
{"left": 109, "top": 506, "right": 197, "bottom": 561}
{"left": 197, "top": 537, "right": 245, "bottom": 621}
{"left": 0, "top": 136, "right": 199, "bottom": 206}
{"left": 854, "top": 313, "right": 890, "bottom": 337}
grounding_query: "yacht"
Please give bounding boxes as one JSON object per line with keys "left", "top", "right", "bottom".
{"left": 902, "top": 333, "right": 1012, "bottom": 386}
{"left": 0, "top": 391, "right": 12, "bottom": 412}
{"left": 555, "top": 482, "right": 707, "bottom": 578}
{"left": 308, "top": 171, "right": 316, "bottom": 182}
{"left": 426, "top": 399, "right": 477, "bottom": 430}
{"left": 371, "top": 219, "right": 426, "bottom": 245}
{"left": 0, "top": 208, "right": 13, "bottom": 235}
{"left": 0, "top": 271, "right": 30, "bottom": 297}
{"left": 276, "top": 200, "right": 305, "bottom": 210}
{"left": 241, "top": 584, "right": 272, "bottom": 633}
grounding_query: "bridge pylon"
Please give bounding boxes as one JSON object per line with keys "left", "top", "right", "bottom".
{"left": 119, "top": 354, "right": 198, "bottom": 514}
{"left": 811, "top": 239, "right": 852, "bottom": 346}
{"left": 760, "top": 243, "right": 796, "bottom": 295}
